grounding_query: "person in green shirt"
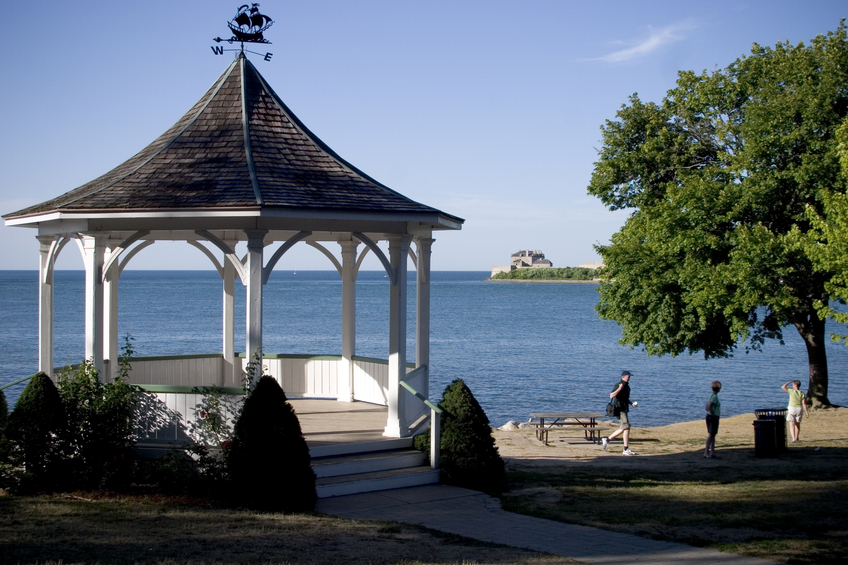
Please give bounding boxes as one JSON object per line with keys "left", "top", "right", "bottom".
{"left": 782, "top": 380, "right": 810, "bottom": 443}
{"left": 704, "top": 381, "right": 721, "bottom": 459}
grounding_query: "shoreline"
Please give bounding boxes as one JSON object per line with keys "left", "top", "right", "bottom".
{"left": 485, "top": 278, "right": 599, "bottom": 283}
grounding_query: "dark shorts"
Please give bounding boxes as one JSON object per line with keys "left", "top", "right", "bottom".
{"left": 706, "top": 414, "right": 719, "bottom": 435}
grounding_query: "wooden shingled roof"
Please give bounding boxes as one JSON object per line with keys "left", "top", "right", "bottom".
{"left": 4, "top": 53, "right": 462, "bottom": 229}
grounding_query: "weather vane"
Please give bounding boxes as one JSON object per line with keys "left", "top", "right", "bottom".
{"left": 212, "top": 4, "right": 274, "bottom": 61}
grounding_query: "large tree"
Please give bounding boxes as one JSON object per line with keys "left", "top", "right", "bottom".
{"left": 588, "top": 23, "right": 848, "bottom": 408}
{"left": 805, "top": 118, "right": 848, "bottom": 346}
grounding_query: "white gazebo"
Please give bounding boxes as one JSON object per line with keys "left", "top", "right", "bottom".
{"left": 3, "top": 52, "right": 463, "bottom": 440}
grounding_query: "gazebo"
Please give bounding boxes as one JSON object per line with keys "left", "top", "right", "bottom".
{"left": 3, "top": 52, "right": 463, "bottom": 441}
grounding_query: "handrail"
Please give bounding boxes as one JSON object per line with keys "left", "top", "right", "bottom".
{"left": 399, "top": 368, "right": 441, "bottom": 470}
{"left": 0, "top": 373, "right": 37, "bottom": 391}
{"left": 399, "top": 379, "right": 442, "bottom": 414}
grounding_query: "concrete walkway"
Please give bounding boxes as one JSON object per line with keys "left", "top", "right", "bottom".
{"left": 316, "top": 485, "right": 784, "bottom": 565}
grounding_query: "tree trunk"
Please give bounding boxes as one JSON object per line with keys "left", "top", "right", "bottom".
{"left": 792, "top": 310, "right": 830, "bottom": 408}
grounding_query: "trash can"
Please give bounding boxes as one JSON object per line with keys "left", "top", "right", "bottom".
{"left": 753, "top": 418, "right": 777, "bottom": 457}
{"left": 754, "top": 408, "right": 788, "bottom": 457}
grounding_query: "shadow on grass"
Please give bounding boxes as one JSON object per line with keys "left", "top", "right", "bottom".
{"left": 501, "top": 446, "right": 848, "bottom": 565}
{"left": 0, "top": 494, "right": 580, "bottom": 565}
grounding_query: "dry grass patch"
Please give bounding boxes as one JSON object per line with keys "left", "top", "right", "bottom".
{"left": 0, "top": 491, "right": 583, "bottom": 565}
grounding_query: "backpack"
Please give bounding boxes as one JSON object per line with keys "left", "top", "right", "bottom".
{"left": 605, "top": 401, "right": 617, "bottom": 418}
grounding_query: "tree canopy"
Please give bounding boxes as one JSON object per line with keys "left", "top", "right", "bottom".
{"left": 588, "top": 22, "right": 848, "bottom": 407}
{"left": 805, "top": 118, "right": 848, "bottom": 345}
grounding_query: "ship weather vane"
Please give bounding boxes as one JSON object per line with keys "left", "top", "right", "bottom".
{"left": 212, "top": 4, "right": 274, "bottom": 61}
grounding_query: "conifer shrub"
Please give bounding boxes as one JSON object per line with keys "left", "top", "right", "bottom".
{"left": 0, "top": 388, "right": 9, "bottom": 485}
{"left": 0, "top": 387, "right": 8, "bottom": 432}
{"left": 5, "top": 372, "right": 66, "bottom": 491}
{"left": 226, "top": 376, "right": 316, "bottom": 511}
{"left": 438, "top": 378, "right": 505, "bottom": 492}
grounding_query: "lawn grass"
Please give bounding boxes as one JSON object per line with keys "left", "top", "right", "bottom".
{"left": 0, "top": 490, "right": 583, "bottom": 565}
{"left": 500, "top": 454, "right": 848, "bottom": 565}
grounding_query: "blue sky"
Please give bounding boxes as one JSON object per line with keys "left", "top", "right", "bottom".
{"left": 1, "top": 1, "right": 845, "bottom": 271}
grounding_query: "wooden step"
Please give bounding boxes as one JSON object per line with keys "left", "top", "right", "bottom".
{"left": 308, "top": 437, "right": 413, "bottom": 459}
{"left": 315, "top": 466, "right": 440, "bottom": 498}
{"left": 312, "top": 448, "right": 427, "bottom": 478}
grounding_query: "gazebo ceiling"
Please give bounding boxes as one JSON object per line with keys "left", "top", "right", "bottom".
{"left": 4, "top": 52, "right": 462, "bottom": 235}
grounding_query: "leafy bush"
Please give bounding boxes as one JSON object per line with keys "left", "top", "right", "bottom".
{"left": 188, "top": 386, "right": 241, "bottom": 450}
{"left": 57, "top": 360, "right": 139, "bottom": 490}
{"left": 226, "top": 376, "right": 316, "bottom": 511}
{"left": 413, "top": 431, "right": 430, "bottom": 457}
{"left": 143, "top": 443, "right": 229, "bottom": 496}
{"left": 439, "top": 378, "right": 505, "bottom": 492}
{"left": 4, "top": 372, "right": 66, "bottom": 491}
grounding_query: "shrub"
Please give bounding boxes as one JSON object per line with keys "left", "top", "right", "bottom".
{"left": 0, "top": 387, "right": 8, "bottom": 457}
{"left": 413, "top": 431, "right": 430, "bottom": 457}
{"left": 57, "top": 360, "right": 139, "bottom": 490}
{"left": 5, "top": 372, "right": 66, "bottom": 491}
{"left": 0, "top": 387, "right": 8, "bottom": 432}
{"left": 142, "top": 443, "right": 229, "bottom": 497}
{"left": 439, "top": 378, "right": 505, "bottom": 492}
{"left": 226, "top": 376, "right": 316, "bottom": 511}
{"left": 188, "top": 386, "right": 241, "bottom": 450}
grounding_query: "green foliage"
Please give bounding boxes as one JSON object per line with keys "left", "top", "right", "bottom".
{"left": 188, "top": 386, "right": 241, "bottom": 450}
{"left": 587, "top": 23, "right": 848, "bottom": 407}
{"left": 226, "top": 376, "right": 316, "bottom": 511}
{"left": 805, "top": 117, "right": 848, "bottom": 344}
{"left": 0, "top": 388, "right": 8, "bottom": 464}
{"left": 413, "top": 431, "right": 430, "bottom": 457}
{"left": 56, "top": 360, "right": 139, "bottom": 490}
{"left": 490, "top": 267, "right": 597, "bottom": 281}
{"left": 242, "top": 349, "right": 267, "bottom": 392}
{"left": 4, "top": 372, "right": 66, "bottom": 491}
{"left": 438, "top": 379, "right": 505, "bottom": 492}
{"left": 116, "top": 333, "right": 135, "bottom": 381}
{"left": 0, "top": 387, "right": 7, "bottom": 434}
{"left": 144, "top": 443, "right": 229, "bottom": 497}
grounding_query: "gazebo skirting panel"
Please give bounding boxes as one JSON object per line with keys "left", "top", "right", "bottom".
{"left": 125, "top": 353, "right": 426, "bottom": 446}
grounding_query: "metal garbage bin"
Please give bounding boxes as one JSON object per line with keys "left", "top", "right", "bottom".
{"left": 754, "top": 408, "right": 788, "bottom": 456}
{"left": 753, "top": 418, "right": 777, "bottom": 457}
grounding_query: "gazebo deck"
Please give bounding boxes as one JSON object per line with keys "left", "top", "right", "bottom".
{"left": 290, "top": 399, "right": 391, "bottom": 447}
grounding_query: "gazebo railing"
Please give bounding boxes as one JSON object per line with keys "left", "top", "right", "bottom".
{"left": 2, "top": 353, "right": 427, "bottom": 450}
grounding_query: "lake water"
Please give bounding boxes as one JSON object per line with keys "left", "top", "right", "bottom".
{"left": 1, "top": 270, "right": 846, "bottom": 427}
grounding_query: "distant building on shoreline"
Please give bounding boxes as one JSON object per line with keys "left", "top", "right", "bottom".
{"left": 491, "top": 249, "right": 552, "bottom": 276}
{"left": 491, "top": 253, "right": 604, "bottom": 277}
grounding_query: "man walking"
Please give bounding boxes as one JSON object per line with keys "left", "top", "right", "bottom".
{"left": 602, "top": 370, "right": 638, "bottom": 455}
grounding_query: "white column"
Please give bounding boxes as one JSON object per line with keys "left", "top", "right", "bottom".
{"left": 384, "top": 235, "right": 411, "bottom": 437}
{"left": 245, "top": 230, "right": 267, "bottom": 381}
{"left": 415, "top": 237, "right": 434, "bottom": 400}
{"left": 338, "top": 239, "right": 358, "bottom": 402}
{"left": 82, "top": 235, "right": 106, "bottom": 376}
{"left": 222, "top": 241, "right": 237, "bottom": 386}
{"left": 104, "top": 246, "right": 120, "bottom": 381}
{"left": 37, "top": 236, "right": 55, "bottom": 377}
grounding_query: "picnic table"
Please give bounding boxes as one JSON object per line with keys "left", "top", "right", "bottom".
{"left": 528, "top": 412, "right": 604, "bottom": 446}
